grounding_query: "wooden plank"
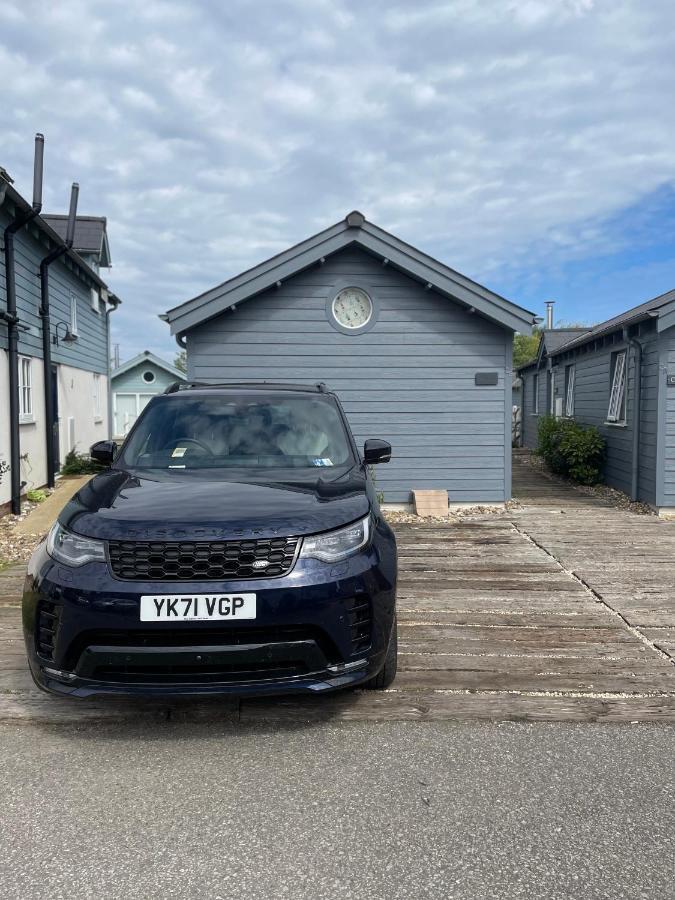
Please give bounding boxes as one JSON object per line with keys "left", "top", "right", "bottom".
{"left": 394, "top": 669, "right": 675, "bottom": 694}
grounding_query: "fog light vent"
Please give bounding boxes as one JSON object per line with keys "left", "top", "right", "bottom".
{"left": 36, "top": 601, "right": 61, "bottom": 661}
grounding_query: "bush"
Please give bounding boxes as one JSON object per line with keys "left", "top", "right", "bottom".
{"left": 536, "top": 415, "right": 606, "bottom": 485}
{"left": 26, "top": 489, "right": 47, "bottom": 503}
{"left": 60, "top": 448, "right": 104, "bottom": 476}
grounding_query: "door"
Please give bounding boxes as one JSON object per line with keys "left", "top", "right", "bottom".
{"left": 114, "top": 394, "right": 139, "bottom": 437}
{"left": 138, "top": 393, "right": 155, "bottom": 415}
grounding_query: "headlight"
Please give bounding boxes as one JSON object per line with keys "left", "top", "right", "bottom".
{"left": 46, "top": 522, "right": 106, "bottom": 567}
{"left": 299, "top": 515, "right": 370, "bottom": 563}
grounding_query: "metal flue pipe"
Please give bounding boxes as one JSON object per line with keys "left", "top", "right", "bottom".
{"left": 545, "top": 301, "right": 555, "bottom": 330}
{"left": 2, "top": 133, "right": 44, "bottom": 514}
{"left": 39, "top": 182, "right": 79, "bottom": 488}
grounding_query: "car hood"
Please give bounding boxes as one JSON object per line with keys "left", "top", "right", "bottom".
{"left": 59, "top": 468, "right": 370, "bottom": 541}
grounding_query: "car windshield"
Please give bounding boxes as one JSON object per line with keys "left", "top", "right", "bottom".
{"left": 118, "top": 393, "right": 355, "bottom": 471}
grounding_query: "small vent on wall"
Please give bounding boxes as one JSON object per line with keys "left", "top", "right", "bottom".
{"left": 67, "top": 417, "right": 75, "bottom": 452}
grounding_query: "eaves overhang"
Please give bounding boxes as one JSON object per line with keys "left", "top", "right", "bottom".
{"left": 163, "top": 212, "right": 536, "bottom": 337}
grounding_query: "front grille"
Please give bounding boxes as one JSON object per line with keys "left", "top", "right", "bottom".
{"left": 64, "top": 626, "right": 340, "bottom": 670}
{"left": 346, "top": 596, "right": 371, "bottom": 654}
{"left": 90, "top": 661, "right": 307, "bottom": 685}
{"left": 36, "top": 601, "right": 61, "bottom": 660}
{"left": 108, "top": 537, "right": 300, "bottom": 581}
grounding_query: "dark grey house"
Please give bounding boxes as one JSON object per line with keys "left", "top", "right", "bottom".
{"left": 518, "top": 290, "right": 675, "bottom": 515}
{"left": 163, "top": 212, "right": 536, "bottom": 507}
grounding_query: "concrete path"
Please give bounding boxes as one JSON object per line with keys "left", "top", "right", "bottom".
{"left": 1, "top": 720, "right": 673, "bottom": 900}
{"left": 13, "top": 475, "right": 92, "bottom": 536}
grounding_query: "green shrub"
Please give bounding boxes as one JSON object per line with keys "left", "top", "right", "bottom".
{"left": 537, "top": 415, "right": 606, "bottom": 485}
{"left": 26, "top": 489, "right": 47, "bottom": 503}
{"left": 60, "top": 448, "right": 104, "bottom": 476}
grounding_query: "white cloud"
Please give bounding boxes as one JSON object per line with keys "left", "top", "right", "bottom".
{"left": 1, "top": 0, "right": 675, "bottom": 360}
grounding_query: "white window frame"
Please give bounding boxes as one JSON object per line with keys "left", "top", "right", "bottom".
{"left": 607, "top": 351, "right": 627, "bottom": 423}
{"left": 91, "top": 287, "right": 100, "bottom": 314}
{"left": 93, "top": 373, "right": 102, "bottom": 421}
{"left": 18, "top": 356, "right": 33, "bottom": 423}
{"left": 532, "top": 373, "right": 539, "bottom": 415}
{"left": 549, "top": 370, "right": 555, "bottom": 415}
{"left": 564, "top": 365, "right": 575, "bottom": 418}
{"left": 70, "top": 293, "right": 78, "bottom": 336}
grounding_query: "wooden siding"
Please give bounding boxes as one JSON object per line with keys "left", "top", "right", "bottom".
{"left": 521, "top": 324, "right": 661, "bottom": 506}
{"left": 662, "top": 330, "right": 675, "bottom": 509}
{"left": 112, "top": 360, "right": 178, "bottom": 395}
{"left": 520, "top": 368, "right": 547, "bottom": 449}
{"left": 186, "top": 246, "right": 510, "bottom": 504}
{"left": 0, "top": 207, "right": 108, "bottom": 374}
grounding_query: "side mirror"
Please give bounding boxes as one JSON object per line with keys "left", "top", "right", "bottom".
{"left": 364, "top": 438, "right": 391, "bottom": 465}
{"left": 90, "top": 440, "right": 117, "bottom": 466}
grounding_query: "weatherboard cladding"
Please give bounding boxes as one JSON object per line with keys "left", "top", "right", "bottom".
{"left": 0, "top": 206, "right": 108, "bottom": 373}
{"left": 662, "top": 332, "right": 675, "bottom": 509}
{"left": 520, "top": 322, "right": 661, "bottom": 505}
{"left": 112, "top": 360, "right": 179, "bottom": 395}
{"left": 185, "top": 245, "right": 510, "bottom": 504}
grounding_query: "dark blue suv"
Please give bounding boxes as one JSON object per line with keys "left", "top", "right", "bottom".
{"left": 22, "top": 383, "right": 397, "bottom": 698}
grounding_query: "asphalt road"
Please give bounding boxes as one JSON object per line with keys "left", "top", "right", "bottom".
{"left": 1, "top": 720, "right": 673, "bottom": 900}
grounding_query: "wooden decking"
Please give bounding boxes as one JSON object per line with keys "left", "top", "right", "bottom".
{"left": 1, "top": 489, "right": 674, "bottom": 724}
{"left": 512, "top": 448, "right": 612, "bottom": 507}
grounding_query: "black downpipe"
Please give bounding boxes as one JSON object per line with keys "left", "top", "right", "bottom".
{"left": 2, "top": 134, "right": 44, "bottom": 514}
{"left": 39, "top": 182, "right": 79, "bottom": 488}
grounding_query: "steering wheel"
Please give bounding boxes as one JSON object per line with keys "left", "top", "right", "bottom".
{"left": 162, "top": 437, "right": 213, "bottom": 456}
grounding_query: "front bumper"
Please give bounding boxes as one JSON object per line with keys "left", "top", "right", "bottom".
{"left": 22, "top": 522, "right": 397, "bottom": 698}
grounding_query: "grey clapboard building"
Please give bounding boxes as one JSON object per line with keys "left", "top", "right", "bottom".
{"left": 163, "top": 212, "right": 536, "bottom": 506}
{"left": 517, "top": 290, "right": 675, "bottom": 515}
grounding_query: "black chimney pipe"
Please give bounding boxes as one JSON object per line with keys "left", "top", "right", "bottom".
{"left": 2, "top": 134, "right": 44, "bottom": 514}
{"left": 39, "top": 182, "right": 79, "bottom": 488}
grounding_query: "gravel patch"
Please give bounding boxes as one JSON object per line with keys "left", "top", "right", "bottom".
{"left": 384, "top": 500, "right": 522, "bottom": 526}
{"left": 0, "top": 494, "right": 54, "bottom": 568}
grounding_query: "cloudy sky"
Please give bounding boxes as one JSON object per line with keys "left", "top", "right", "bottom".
{"left": 2, "top": 0, "right": 675, "bottom": 363}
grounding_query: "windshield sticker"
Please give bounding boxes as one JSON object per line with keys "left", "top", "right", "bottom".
{"left": 171, "top": 447, "right": 187, "bottom": 458}
{"left": 313, "top": 458, "right": 333, "bottom": 467}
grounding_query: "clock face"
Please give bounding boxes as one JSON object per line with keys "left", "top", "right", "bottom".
{"left": 331, "top": 287, "right": 373, "bottom": 330}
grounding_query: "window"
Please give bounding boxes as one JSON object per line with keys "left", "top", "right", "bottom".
{"left": 119, "top": 394, "right": 355, "bottom": 472}
{"left": 607, "top": 351, "right": 627, "bottom": 423}
{"left": 70, "top": 293, "right": 78, "bottom": 336}
{"left": 93, "top": 373, "right": 102, "bottom": 420}
{"left": 533, "top": 373, "right": 539, "bottom": 414}
{"left": 19, "top": 356, "right": 33, "bottom": 422}
{"left": 142, "top": 370, "right": 156, "bottom": 384}
{"left": 91, "top": 287, "right": 100, "bottom": 313}
{"left": 564, "top": 365, "right": 575, "bottom": 417}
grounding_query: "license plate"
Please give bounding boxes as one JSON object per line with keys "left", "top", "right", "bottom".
{"left": 140, "top": 593, "right": 256, "bottom": 622}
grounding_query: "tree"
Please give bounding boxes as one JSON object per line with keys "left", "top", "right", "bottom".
{"left": 174, "top": 349, "right": 187, "bottom": 374}
{"left": 513, "top": 328, "right": 541, "bottom": 369}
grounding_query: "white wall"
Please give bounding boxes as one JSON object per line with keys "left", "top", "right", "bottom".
{"left": 57, "top": 363, "right": 109, "bottom": 462}
{"left": 0, "top": 351, "right": 11, "bottom": 508}
{"left": 0, "top": 351, "right": 48, "bottom": 507}
{"left": 0, "top": 352, "right": 109, "bottom": 510}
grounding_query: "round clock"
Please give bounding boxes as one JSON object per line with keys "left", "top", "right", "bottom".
{"left": 331, "top": 287, "right": 373, "bottom": 330}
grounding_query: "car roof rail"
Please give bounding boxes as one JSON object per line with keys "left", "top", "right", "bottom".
{"left": 163, "top": 381, "right": 333, "bottom": 395}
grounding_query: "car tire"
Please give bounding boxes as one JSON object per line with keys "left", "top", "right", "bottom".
{"left": 364, "top": 616, "right": 397, "bottom": 690}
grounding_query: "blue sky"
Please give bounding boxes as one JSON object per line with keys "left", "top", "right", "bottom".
{"left": 2, "top": 0, "right": 675, "bottom": 363}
